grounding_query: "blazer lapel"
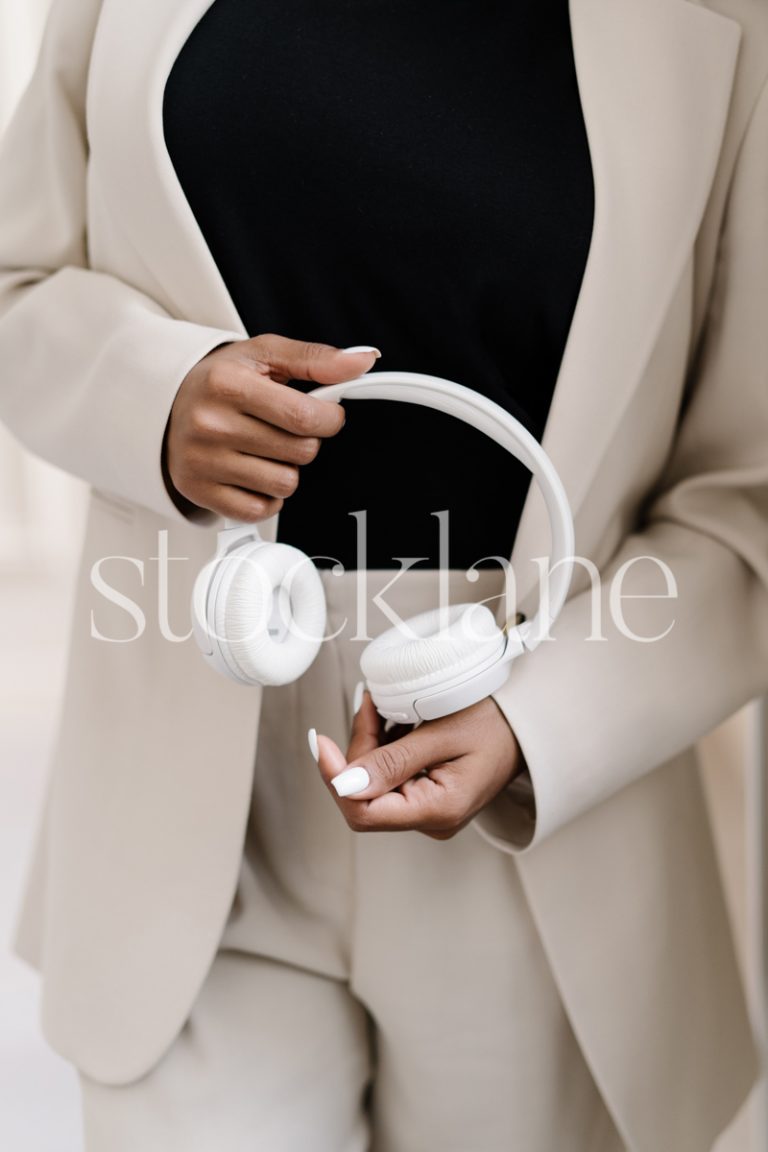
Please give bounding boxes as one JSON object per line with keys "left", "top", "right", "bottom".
{"left": 88, "top": 0, "right": 245, "bottom": 335}
{"left": 511, "top": 0, "right": 741, "bottom": 599}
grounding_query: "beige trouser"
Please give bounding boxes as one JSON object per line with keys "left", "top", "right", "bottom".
{"left": 80, "top": 570, "right": 625, "bottom": 1151}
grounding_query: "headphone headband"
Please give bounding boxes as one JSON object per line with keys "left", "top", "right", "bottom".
{"left": 309, "top": 371, "right": 574, "bottom": 649}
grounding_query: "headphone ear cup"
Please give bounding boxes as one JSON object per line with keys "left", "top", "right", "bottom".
{"left": 360, "top": 602, "right": 505, "bottom": 695}
{"left": 211, "top": 541, "right": 326, "bottom": 686}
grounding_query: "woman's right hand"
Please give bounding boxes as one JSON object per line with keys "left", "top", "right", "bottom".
{"left": 163, "top": 334, "right": 381, "bottom": 521}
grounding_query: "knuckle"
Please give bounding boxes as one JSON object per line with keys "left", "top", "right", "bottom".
{"left": 206, "top": 362, "right": 240, "bottom": 399}
{"left": 238, "top": 496, "right": 266, "bottom": 522}
{"left": 287, "top": 394, "right": 320, "bottom": 436}
{"left": 221, "top": 488, "right": 265, "bottom": 522}
{"left": 440, "top": 794, "right": 468, "bottom": 828}
{"left": 329, "top": 403, "right": 346, "bottom": 433}
{"left": 304, "top": 340, "right": 328, "bottom": 364}
{"left": 220, "top": 497, "right": 243, "bottom": 520}
{"left": 189, "top": 442, "right": 211, "bottom": 470}
{"left": 277, "top": 467, "right": 299, "bottom": 497}
{"left": 246, "top": 333, "right": 276, "bottom": 367}
{"left": 188, "top": 407, "right": 220, "bottom": 440}
{"left": 294, "top": 436, "right": 321, "bottom": 464}
{"left": 212, "top": 494, "right": 240, "bottom": 520}
{"left": 374, "top": 742, "right": 410, "bottom": 785}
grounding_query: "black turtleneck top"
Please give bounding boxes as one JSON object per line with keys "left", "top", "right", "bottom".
{"left": 163, "top": 0, "right": 593, "bottom": 569}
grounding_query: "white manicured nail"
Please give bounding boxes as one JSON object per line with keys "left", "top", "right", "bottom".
{"left": 331, "top": 766, "right": 370, "bottom": 797}
{"left": 307, "top": 728, "right": 319, "bottom": 762}
{"left": 340, "top": 345, "right": 381, "bottom": 357}
{"left": 353, "top": 680, "right": 365, "bottom": 714}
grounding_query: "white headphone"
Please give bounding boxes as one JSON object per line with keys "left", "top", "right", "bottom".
{"left": 192, "top": 371, "right": 574, "bottom": 723}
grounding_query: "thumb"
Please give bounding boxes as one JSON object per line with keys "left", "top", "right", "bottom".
{"left": 246, "top": 333, "right": 381, "bottom": 385}
{"left": 316, "top": 723, "right": 448, "bottom": 800}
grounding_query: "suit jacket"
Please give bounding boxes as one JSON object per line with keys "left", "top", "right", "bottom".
{"left": 1, "top": 1, "right": 767, "bottom": 1148}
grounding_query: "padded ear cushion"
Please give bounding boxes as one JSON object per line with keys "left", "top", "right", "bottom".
{"left": 360, "top": 602, "right": 505, "bottom": 693}
{"left": 212, "top": 541, "right": 326, "bottom": 686}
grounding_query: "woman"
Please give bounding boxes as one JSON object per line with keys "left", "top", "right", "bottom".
{"left": 1, "top": 0, "right": 767, "bottom": 1149}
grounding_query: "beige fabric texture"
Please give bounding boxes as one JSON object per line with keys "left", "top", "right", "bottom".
{"left": 0, "top": 1, "right": 765, "bottom": 1149}
{"left": 80, "top": 571, "right": 625, "bottom": 1152}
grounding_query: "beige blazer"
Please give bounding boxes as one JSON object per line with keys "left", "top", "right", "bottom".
{"left": 1, "top": 0, "right": 767, "bottom": 1148}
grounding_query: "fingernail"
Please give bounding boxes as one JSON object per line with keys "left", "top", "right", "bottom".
{"left": 307, "top": 728, "right": 319, "bottom": 762}
{"left": 331, "top": 766, "right": 370, "bottom": 797}
{"left": 340, "top": 345, "right": 381, "bottom": 358}
{"left": 352, "top": 680, "right": 365, "bottom": 715}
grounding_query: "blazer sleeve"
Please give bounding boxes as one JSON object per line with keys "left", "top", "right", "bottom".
{"left": 475, "top": 75, "right": 768, "bottom": 854}
{"left": 0, "top": 0, "right": 244, "bottom": 523}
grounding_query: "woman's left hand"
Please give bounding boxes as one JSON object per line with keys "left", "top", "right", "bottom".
{"left": 312, "top": 693, "right": 523, "bottom": 839}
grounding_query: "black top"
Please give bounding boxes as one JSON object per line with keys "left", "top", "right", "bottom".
{"left": 163, "top": 0, "right": 593, "bottom": 569}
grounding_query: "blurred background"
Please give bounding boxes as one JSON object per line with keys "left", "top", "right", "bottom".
{"left": 0, "top": 2, "right": 765, "bottom": 1150}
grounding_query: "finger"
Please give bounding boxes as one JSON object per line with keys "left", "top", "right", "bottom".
{"left": 244, "top": 333, "right": 381, "bottom": 385}
{"left": 313, "top": 732, "right": 375, "bottom": 814}
{"left": 226, "top": 414, "right": 321, "bottom": 466}
{"left": 199, "top": 483, "right": 284, "bottom": 523}
{"left": 314, "top": 732, "right": 350, "bottom": 782}
{"left": 318, "top": 722, "right": 460, "bottom": 801}
{"left": 347, "top": 758, "right": 478, "bottom": 833}
{"left": 312, "top": 729, "right": 415, "bottom": 825}
{"left": 312, "top": 728, "right": 475, "bottom": 834}
{"left": 215, "top": 451, "right": 300, "bottom": 501}
{"left": 235, "top": 374, "right": 348, "bottom": 440}
{"left": 363, "top": 771, "right": 457, "bottom": 831}
{"left": 345, "top": 691, "right": 384, "bottom": 762}
{"left": 330, "top": 762, "right": 471, "bottom": 834}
